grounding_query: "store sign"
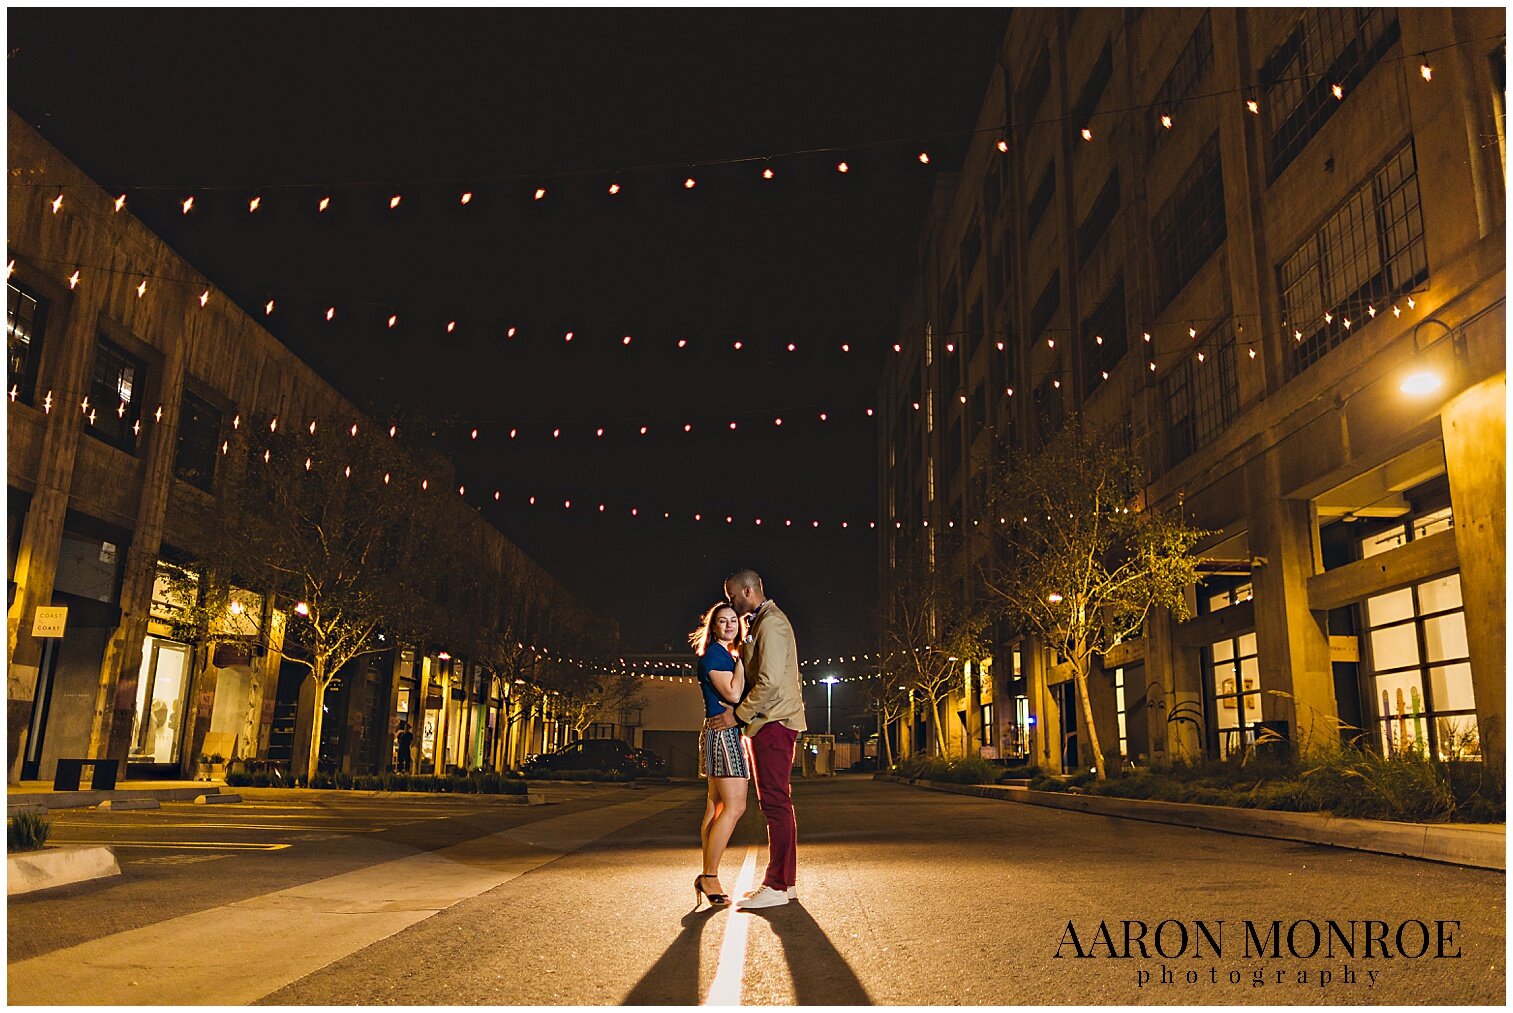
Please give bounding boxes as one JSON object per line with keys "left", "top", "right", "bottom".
{"left": 32, "top": 606, "right": 68, "bottom": 638}
{"left": 1329, "top": 636, "right": 1361, "bottom": 663}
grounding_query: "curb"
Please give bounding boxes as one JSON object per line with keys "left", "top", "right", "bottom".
{"left": 6, "top": 786, "right": 220, "bottom": 811}
{"left": 877, "top": 775, "right": 1506, "bottom": 871}
{"left": 7, "top": 845, "right": 121, "bottom": 896}
{"left": 230, "top": 786, "right": 540, "bottom": 804}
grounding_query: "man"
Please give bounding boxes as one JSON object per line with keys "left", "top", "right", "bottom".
{"left": 708, "top": 568, "right": 806, "bottom": 909}
{"left": 395, "top": 720, "right": 413, "bottom": 773}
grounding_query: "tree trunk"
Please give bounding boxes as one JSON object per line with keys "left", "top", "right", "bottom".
{"left": 927, "top": 696, "right": 948, "bottom": 758}
{"left": 1073, "top": 661, "right": 1108, "bottom": 780}
{"left": 305, "top": 658, "right": 328, "bottom": 783}
{"left": 880, "top": 710, "right": 894, "bottom": 766}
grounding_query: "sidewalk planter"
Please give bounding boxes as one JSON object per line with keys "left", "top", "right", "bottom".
{"left": 879, "top": 774, "right": 1505, "bottom": 870}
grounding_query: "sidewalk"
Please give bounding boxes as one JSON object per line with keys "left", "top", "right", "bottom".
{"left": 878, "top": 774, "right": 1506, "bottom": 871}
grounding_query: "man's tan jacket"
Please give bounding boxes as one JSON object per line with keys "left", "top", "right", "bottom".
{"left": 734, "top": 600, "right": 807, "bottom": 737}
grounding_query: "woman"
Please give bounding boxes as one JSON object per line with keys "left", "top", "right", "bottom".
{"left": 688, "top": 601, "right": 749, "bottom": 907}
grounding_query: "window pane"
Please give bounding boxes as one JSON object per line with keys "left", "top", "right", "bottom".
{"left": 1370, "top": 623, "right": 1420, "bottom": 669}
{"left": 1422, "top": 613, "right": 1469, "bottom": 663}
{"left": 1360, "top": 526, "right": 1407, "bottom": 559}
{"left": 1429, "top": 663, "right": 1476, "bottom": 712}
{"left": 1237, "top": 632, "right": 1257, "bottom": 657}
{"left": 1242, "top": 692, "right": 1262, "bottom": 726}
{"left": 1374, "top": 669, "right": 1428, "bottom": 757}
{"left": 1435, "top": 714, "right": 1481, "bottom": 762}
{"left": 1416, "top": 574, "right": 1462, "bottom": 614}
{"left": 1365, "top": 588, "right": 1414, "bottom": 626}
{"left": 1414, "top": 507, "right": 1453, "bottom": 540}
{"left": 1211, "top": 639, "right": 1233, "bottom": 663}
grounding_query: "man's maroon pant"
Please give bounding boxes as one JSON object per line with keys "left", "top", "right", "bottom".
{"left": 748, "top": 721, "right": 799, "bottom": 890}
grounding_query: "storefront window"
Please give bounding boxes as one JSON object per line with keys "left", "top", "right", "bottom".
{"left": 1362, "top": 572, "right": 1477, "bottom": 761}
{"left": 1113, "top": 667, "right": 1128, "bottom": 758}
{"left": 1207, "top": 632, "right": 1260, "bottom": 760}
{"left": 130, "top": 638, "right": 190, "bottom": 763}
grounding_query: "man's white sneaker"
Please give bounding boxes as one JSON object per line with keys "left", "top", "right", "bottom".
{"left": 785, "top": 887, "right": 797, "bottom": 900}
{"left": 736, "top": 885, "right": 790, "bottom": 909}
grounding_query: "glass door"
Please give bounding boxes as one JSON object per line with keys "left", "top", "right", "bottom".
{"left": 130, "top": 637, "right": 191, "bottom": 763}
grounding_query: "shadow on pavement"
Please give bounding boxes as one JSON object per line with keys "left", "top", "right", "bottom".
{"left": 623, "top": 907, "right": 720, "bottom": 1005}
{"left": 746, "top": 902, "right": 873, "bottom": 1005}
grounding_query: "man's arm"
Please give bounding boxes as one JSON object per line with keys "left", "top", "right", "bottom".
{"left": 734, "top": 618, "right": 793, "bottom": 725}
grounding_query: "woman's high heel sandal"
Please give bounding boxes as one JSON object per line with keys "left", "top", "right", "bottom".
{"left": 694, "top": 873, "right": 730, "bottom": 907}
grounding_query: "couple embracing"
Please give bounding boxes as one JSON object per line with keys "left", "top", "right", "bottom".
{"left": 687, "top": 568, "right": 805, "bottom": 911}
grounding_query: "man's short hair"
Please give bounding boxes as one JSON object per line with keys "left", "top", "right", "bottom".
{"left": 726, "top": 568, "right": 763, "bottom": 592}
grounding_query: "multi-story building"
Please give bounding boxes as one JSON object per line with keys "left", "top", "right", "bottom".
{"left": 5, "top": 112, "right": 599, "bottom": 783}
{"left": 879, "top": 9, "right": 1505, "bottom": 773}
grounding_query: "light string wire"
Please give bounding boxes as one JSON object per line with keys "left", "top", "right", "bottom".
{"left": 10, "top": 32, "right": 1497, "bottom": 194}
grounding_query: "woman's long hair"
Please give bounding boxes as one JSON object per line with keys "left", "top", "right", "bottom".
{"left": 688, "top": 601, "right": 741, "bottom": 658}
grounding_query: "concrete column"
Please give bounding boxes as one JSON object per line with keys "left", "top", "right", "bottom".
{"left": 7, "top": 277, "right": 99, "bottom": 782}
{"left": 90, "top": 312, "right": 189, "bottom": 762}
{"left": 1143, "top": 607, "right": 1203, "bottom": 765}
{"left": 1441, "top": 374, "right": 1506, "bottom": 769}
{"left": 1249, "top": 455, "right": 1338, "bottom": 755}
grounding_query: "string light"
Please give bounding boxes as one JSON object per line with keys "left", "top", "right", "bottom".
{"left": 319, "top": 196, "right": 331, "bottom": 212}
{"left": 265, "top": 299, "right": 275, "bottom": 315}
{"left": 1246, "top": 99, "right": 1260, "bottom": 114}
{"left": 389, "top": 194, "right": 402, "bottom": 209}
{"left": 836, "top": 161, "right": 850, "bottom": 173}
{"left": 1331, "top": 83, "right": 1344, "bottom": 100}
{"left": 67, "top": 270, "right": 80, "bottom": 289}
{"left": 1080, "top": 128, "right": 1093, "bottom": 141}
{"left": 533, "top": 187, "right": 547, "bottom": 200}
{"left": 996, "top": 139, "right": 1008, "bottom": 152}
{"left": 1160, "top": 114, "right": 1173, "bottom": 129}
{"left": 917, "top": 151, "right": 930, "bottom": 164}
{"left": 181, "top": 196, "right": 195, "bottom": 214}
{"left": 683, "top": 177, "right": 696, "bottom": 189}
{"left": 388, "top": 314, "right": 398, "bottom": 328}
{"left": 136, "top": 279, "right": 148, "bottom": 298}
{"left": 113, "top": 194, "right": 126, "bottom": 213}
{"left": 248, "top": 196, "right": 261, "bottom": 212}
{"left": 1420, "top": 57, "right": 1433, "bottom": 82}
{"left": 762, "top": 167, "right": 775, "bottom": 180}
{"left": 50, "top": 194, "right": 64, "bottom": 214}
{"left": 199, "top": 289, "right": 209, "bottom": 307}
{"left": 459, "top": 191, "right": 473, "bottom": 205}
{"left": 608, "top": 182, "right": 621, "bottom": 195}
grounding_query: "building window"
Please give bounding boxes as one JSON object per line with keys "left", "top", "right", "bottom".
{"left": 1207, "top": 631, "right": 1260, "bottom": 761}
{"left": 174, "top": 389, "right": 222, "bottom": 492}
{"left": 1032, "top": 358, "right": 1064, "bottom": 444}
{"left": 1081, "top": 277, "right": 1126, "bottom": 394}
{"left": 1279, "top": 141, "right": 1427, "bottom": 376}
{"left": 1077, "top": 171, "right": 1120, "bottom": 266}
{"left": 1071, "top": 42, "right": 1114, "bottom": 136}
{"left": 7, "top": 280, "right": 48, "bottom": 406}
{"left": 1162, "top": 316, "right": 1240, "bottom": 464}
{"left": 1152, "top": 134, "right": 1226, "bottom": 311}
{"left": 87, "top": 337, "right": 147, "bottom": 454}
{"left": 1113, "top": 667, "right": 1129, "bottom": 759}
{"left": 1030, "top": 270, "right": 1060, "bottom": 338}
{"left": 1359, "top": 506, "right": 1475, "bottom": 762}
{"left": 981, "top": 704, "right": 994, "bottom": 747}
{"left": 1262, "top": 10, "right": 1400, "bottom": 183}
{"left": 1027, "top": 163, "right": 1056, "bottom": 238}
{"left": 1016, "top": 48, "right": 1051, "bottom": 138}
{"left": 1149, "top": 13, "right": 1214, "bottom": 158}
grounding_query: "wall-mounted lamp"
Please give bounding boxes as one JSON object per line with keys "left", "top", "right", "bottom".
{"left": 1402, "top": 318, "right": 1458, "bottom": 396}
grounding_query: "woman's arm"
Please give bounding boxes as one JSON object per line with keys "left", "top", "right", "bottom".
{"left": 706, "top": 666, "right": 741, "bottom": 705}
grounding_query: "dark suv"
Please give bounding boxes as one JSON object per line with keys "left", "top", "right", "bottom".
{"left": 523, "top": 739, "right": 665, "bottom": 776}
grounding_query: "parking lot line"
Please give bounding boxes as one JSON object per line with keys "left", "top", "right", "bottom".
{"left": 57, "top": 841, "right": 292, "bottom": 851}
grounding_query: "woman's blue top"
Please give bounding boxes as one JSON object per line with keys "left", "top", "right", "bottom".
{"left": 697, "top": 642, "right": 739, "bottom": 718}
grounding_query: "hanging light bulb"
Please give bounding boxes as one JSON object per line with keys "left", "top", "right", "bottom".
{"left": 447, "top": 321, "right": 456, "bottom": 333}
{"left": 459, "top": 191, "right": 473, "bottom": 205}
{"left": 325, "top": 306, "right": 335, "bottom": 321}
{"left": 762, "top": 166, "right": 775, "bottom": 180}
{"left": 389, "top": 424, "right": 398, "bottom": 437}
{"left": 1331, "top": 83, "right": 1344, "bottom": 100}
{"left": 199, "top": 289, "right": 209, "bottom": 307}
{"left": 507, "top": 326, "right": 517, "bottom": 338}
{"left": 114, "top": 194, "right": 127, "bottom": 213}
{"left": 1081, "top": 127, "right": 1093, "bottom": 141}
{"left": 608, "top": 182, "right": 621, "bottom": 195}
{"left": 639, "top": 426, "right": 648, "bottom": 435}
{"left": 388, "top": 314, "right": 398, "bottom": 328}
{"left": 996, "top": 139, "right": 1008, "bottom": 152}
{"left": 319, "top": 196, "right": 331, "bottom": 212}
{"left": 1420, "top": 58, "right": 1433, "bottom": 82}
{"left": 836, "top": 161, "right": 850, "bottom": 173}
{"left": 842, "top": 343, "right": 851, "bottom": 352}
{"left": 265, "top": 299, "right": 275, "bottom": 315}
{"left": 309, "top": 419, "right": 317, "bottom": 434}
{"left": 249, "top": 196, "right": 262, "bottom": 212}
{"left": 350, "top": 423, "right": 358, "bottom": 436}
{"left": 136, "top": 279, "right": 148, "bottom": 299}
{"left": 68, "top": 270, "right": 80, "bottom": 290}
{"left": 1246, "top": 99, "right": 1260, "bottom": 114}
{"left": 1160, "top": 114, "right": 1173, "bottom": 129}
{"left": 622, "top": 335, "right": 632, "bottom": 346}
{"left": 917, "top": 151, "right": 930, "bottom": 164}
{"left": 181, "top": 196, "right": 195, "bottom": 214}
{"left": 683, "top": 176, "right": 697, "bottom": 189}
{"left": 50, "top": 194, "right": 64, "bottom": 214}
{"left": 533, "top": 187, "right": 547, "bottom": 200}
{"left": 389, "top": 194, "right": 402, "bottom": 209}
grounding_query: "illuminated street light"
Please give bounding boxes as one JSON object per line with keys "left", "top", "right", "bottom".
{"left": 1400, "top": 370, "right": 1443, "bottom": 396}
{"left": 821, "top": 675, "right": 839, "bottom": 735}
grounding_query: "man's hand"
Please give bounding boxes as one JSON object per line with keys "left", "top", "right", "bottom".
{"left": 705, "top": 705, "right": 737, "bottom": 730}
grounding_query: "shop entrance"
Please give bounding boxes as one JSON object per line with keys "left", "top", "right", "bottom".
{"left": 129, "top": 637, "right": 191, "bottom": 765}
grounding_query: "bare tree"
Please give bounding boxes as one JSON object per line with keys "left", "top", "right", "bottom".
{"left": 863, "top": 676, "right": 910, "bottom": 767}
{"left": 881, "top": 540, "right": 990, "bottom": 758}
{"left": 984, "top": 421, "right": 1209, "bottom": 780}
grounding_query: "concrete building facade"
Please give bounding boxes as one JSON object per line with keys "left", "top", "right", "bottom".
{"left": 878, "top": 9, "right": 1505, "bottom": 773}
{"left": 6, "top": 112, "right": 604, "bottom": 783}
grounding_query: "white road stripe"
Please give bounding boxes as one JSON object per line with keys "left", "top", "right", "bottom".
{"left": 704, "top": 846, "right": 759, "bottom": 1007}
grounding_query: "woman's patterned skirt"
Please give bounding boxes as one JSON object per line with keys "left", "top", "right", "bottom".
{"left": 699, "top": 723, "right": 751, "bottom": 779}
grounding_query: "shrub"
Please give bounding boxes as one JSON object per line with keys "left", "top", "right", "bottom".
{"left": 891, "top": 756, "right": 1001, "bottom": 784}
{"left": 8, "top": 813, "right": 51, "bottom": 852}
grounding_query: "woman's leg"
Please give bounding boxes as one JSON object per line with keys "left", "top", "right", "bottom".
{"left": 702, "top": 776, "right": 748, "bottom": 895}
{"left": 700, "top": 776, "right": 721, "bottom": 869}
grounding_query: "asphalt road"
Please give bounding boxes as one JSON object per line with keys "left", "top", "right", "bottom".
{"left": 8, "top": 776, "right": 1505, "bottom": 1005}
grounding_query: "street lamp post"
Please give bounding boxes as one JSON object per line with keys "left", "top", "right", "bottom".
{"left": 821, "top": 676, "right": 839, "bottom": 736}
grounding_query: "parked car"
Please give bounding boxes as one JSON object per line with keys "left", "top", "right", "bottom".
{"left": 523, "top": 739, "right": 664, "bottom": 776}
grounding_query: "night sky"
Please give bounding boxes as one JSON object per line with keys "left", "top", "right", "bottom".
{"left": 8, "top": 10, "right": 1009, "bottom": 678}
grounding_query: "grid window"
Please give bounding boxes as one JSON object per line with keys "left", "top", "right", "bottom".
{"left": 1162, "top": 317, "right": 1240, "bottom": 464}
{"left": 1149, "top": 13, "right": 1214, "bottom": 158}
{"left": 1262, "top": 10, "right": 1400, "bottom": 183}
{"left": 1032, "top": 357, "right": 1064, "bottom": 444}
{"left": 1030, "top": 270, "right": 1060, "bottom": 338}
{"left": 1071, "top": 43, "right": 1114, "bottom": 135}
{"left": 1279, "top": 141, "right": 1427, "bottom": 375}
{"left": 1207, "top": 631, "right": 1260, "bottom": 761}
{"left": 1081, "top": 277, "right": 1126, "bottom": 394}
{"left": 174, "top": 389, "right": 222, "bottom": 492}
{"left": 1027, "top": 164, "right": 1056, "bottom": 237}
{"left": 87, "top": 337, "right": 147, "bottom": 454}
{"left": 1114, "top": 667, "right": 1128, "bottom": 758}
{"left": 1016, "top": 49, "right": 1052, "bottom": 138}
{"left": 1152, "top": 134, "right": 1226, "bottom": 311}
{"left": 1362, "top": 570, "right": 1477, "bottom": 763}
{"left": 1077, "top": 170, "right": 1120, "bottom": 265}
{"left": 7, "top": 280, "right": 48, "bottom": 406}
